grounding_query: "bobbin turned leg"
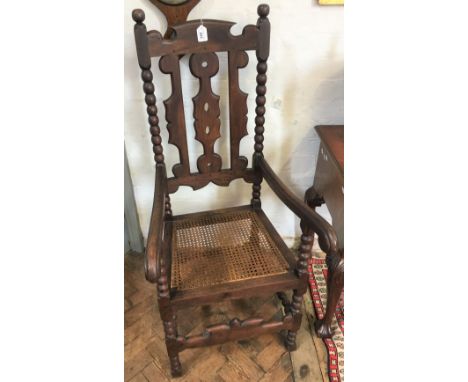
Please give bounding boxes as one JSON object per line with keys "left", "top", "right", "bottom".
{"left": 285, "top": 228, "right": 312, "bottom": 351}
{"left": 162, "top": 312, "right": 182, "bottom": 377}
{"left": 284, "top": 289, "right": 304, "bottom": 351}
{"left": 251, "top": 4, "right": 270, "bottom": 208}
{"left": 157, "top": 258, "right": 182, "bottom": 377}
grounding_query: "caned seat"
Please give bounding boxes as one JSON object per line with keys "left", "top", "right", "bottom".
{"left": 132, "top": 3, "right": 339, "bottom": 377}
{"left": 171, "top": 207, "right": 290, "bottom": 291}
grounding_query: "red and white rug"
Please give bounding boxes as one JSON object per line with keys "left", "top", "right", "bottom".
{"left": 308, "top": 257, "right": 344, "bottom": 382}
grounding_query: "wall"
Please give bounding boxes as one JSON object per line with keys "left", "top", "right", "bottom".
{"left": 124, "top": 0, "right": 343, "bottom": 245}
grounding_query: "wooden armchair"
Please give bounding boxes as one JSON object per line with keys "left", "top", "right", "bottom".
{"left": 132, "top": 4, "right": 339, "bottom": 377}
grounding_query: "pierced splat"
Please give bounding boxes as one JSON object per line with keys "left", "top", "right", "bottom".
{"left": 132, "top": 5, "right": 338, "bottom": 379}
{"left": 228, "top": 50, "right": 249, "bottom": 172}
{"left": 189, "top": 52, "right": 222, "bottom": 173}
{"left": 159, "top": 54, "right": 190, "bottom": 177}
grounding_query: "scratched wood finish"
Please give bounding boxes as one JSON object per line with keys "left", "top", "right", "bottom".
{"left": 132, "top": 4, "right": 340, "bottom": 378}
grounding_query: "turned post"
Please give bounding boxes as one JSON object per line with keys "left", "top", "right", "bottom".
{"left": 133, "top": 10, "right": 180, "bottom": 376}
{"left": 132, "top": 9, "right": 173, "bottom": 217}
{"left": 285, "top": 227, "right": 312, "bottom": 351}
{"left": 251, "top": 4, "right": 270, "bottom": 208}
{"left": 158, "top": 258, "right": 182, "bottom": 376}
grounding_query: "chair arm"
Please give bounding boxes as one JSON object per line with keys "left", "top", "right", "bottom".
{"left": 145, "top": 164, "right": 168, "bottom": 283}
{"left": 255, "top": 155, "right": 339, "bottom": 253}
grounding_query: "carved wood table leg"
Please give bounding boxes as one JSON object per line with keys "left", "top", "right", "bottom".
{"left": 314, "top": 250, "right": 344, "bottom": 338}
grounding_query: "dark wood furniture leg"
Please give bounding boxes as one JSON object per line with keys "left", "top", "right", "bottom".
{"left": 305, "top": 185, "right": 344, "bottom": 339}
{"left": 276, "top": 291, "right": 291, "bottom": 314}
{"left": 158, "top": 259, "right": 182, "bottom": 377}
{"left": 132, "top": 5, "right": 343, "bottom": 376}
{"left": 314, "top": 250, "right": 344, "bottom": 338}
{"left": 162, "top": 309, "right": 182, "bottom": 377}
{"left": 285, "top": 226, "right": 313, "bottom": 351}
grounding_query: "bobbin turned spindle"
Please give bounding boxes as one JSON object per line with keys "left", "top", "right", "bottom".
{"left": 131, "top": 3, "right": 340, "bottom": 377}
{"left": 251, "top": 4, "right": 270, "bottom": 208}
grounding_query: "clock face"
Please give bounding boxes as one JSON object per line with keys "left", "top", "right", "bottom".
{"left": 159, "top": 0, "right": 188, "bottom": 4}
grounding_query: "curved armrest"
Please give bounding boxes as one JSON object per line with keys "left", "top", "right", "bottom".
{"left": 145, "top": 164, "right": 168, "bottom": 283}
{"left": 255, "top": 155, "right": 339, "bottom": 253}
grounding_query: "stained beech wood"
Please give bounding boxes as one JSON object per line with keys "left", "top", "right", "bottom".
{"left": 147, "top": 20, "right": 258, "bottom": 57}
{"left": 132, "top": 4, "right": 321, "bottom": 377}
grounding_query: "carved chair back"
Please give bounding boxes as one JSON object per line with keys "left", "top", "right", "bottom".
{"left": 133, "top": 6, "right": 270, "bottom": 194}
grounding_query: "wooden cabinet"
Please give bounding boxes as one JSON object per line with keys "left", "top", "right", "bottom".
{"left": 312, "top": 125, "right": 344, "bottom": 249}
{"left": 305, "top": 125, "right": 344, "bottom": 338}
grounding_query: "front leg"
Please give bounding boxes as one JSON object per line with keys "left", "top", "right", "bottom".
{"left": 314, "top": 250, "right": 344, "bottom": 338}
{"left": 158, "top": 259, "right": 182, "bottom": 377}
{"left": 284, "top": 227, "right": 313, "bottom": 351}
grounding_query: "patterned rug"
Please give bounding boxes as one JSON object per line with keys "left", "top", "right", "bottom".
{"left": 308, "top": 257, "right": 344, "bottom": 382}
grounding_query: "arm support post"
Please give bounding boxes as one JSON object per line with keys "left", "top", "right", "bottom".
{"left": 145, "top": 164, "right": 168, "bottom": 283}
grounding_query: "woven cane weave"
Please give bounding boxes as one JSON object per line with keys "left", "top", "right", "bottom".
{"left": 171, "top": 210, "right": 289, "bottom": 290}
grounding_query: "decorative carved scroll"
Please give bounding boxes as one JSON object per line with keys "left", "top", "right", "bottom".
{"left": 173, "top": 315, "right": 294, "bottom": 350}
{"left": 147, "top": 20, "right": 258, "bottom": 57}
{"left": 159, "top": 54, "right": 190, "bottom": 177}
{"left": 228, "top": 50, "right": 249, "bottom": 171}
{"left": 167, "top": 168, "right": 258, "bottom": 194}
{"left": 189, "top": 52, "right": 222, "bottom": 174}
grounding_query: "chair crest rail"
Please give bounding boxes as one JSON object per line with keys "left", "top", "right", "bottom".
{"left": 147, "top": 20, "right": 258, "bottom": 57}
